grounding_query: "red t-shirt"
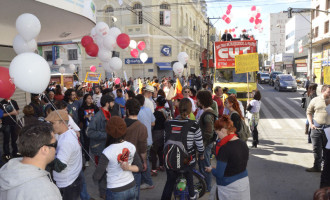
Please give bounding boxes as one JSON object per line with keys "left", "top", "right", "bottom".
{"left": 213, "top": 95, "right": 224, "bottom": 117}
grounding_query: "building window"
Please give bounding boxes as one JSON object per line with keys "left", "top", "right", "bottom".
{"left": 133, "top": 3, "right": 143, "bottom": 24}
{"left": 315, "top": 26, "right": 319, "bottom": 38}
{"left": 316, "top": 5, "right": 320, "bottom": 17}
{"left": 44, "top": 51, "right": 52, "bottom": 61}
{"left": 68, "top": 49, "right": 78, "bottom": 60}
{"left": 160, "top": 3, "right": 170, "bottom": 26}
{"left": 105, "top": 6, "right": 114, "bottom": 13}
{"left": 286, "top": 31, "right": 295, "bottom": 39}
{"left": 325, "top": 21, "right": 329, "bottom": 34}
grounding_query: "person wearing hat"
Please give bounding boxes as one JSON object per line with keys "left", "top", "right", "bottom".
{"left": 93, "top": 116, "right": 142, "bottom": 200}
{"left": 46, "top": 110, "right": 83, "bottom": 200}
{"left": 143, "top": 85, "right": 155, "bottom": 113}
{"left": 221, "top": 29, "right": 233, "bottom": 41}
{"left": 240, "top": 29, "right": 250, "bottom": 40}
{"left": 228, "top": 89, "right": 245, "bottom": 118}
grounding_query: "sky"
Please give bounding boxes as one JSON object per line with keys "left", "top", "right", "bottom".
{"left": 207, "top": 0, "right": 311, "bottom": 54}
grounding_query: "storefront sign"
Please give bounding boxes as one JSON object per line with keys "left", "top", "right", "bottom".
{"left": 161, "top": 45, "right": 171, "bottom": 56}
{"left": 296, "top": 63, "right": 307, "bottom": 72}
{"left": 214, "top": 40, "right": 257, "bottom": 68}
{"left": 125, "top": 57, "right": 153, "bottom": 64}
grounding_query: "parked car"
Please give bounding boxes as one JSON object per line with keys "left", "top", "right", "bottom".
{"left": 269, "top": 71, "right": 283, "bottom": 86}
{"left": 259, "top": 73, "right": 270, "bottom": 84}
{"left": 274, "top": 74, "right": 297, "bottom": 92}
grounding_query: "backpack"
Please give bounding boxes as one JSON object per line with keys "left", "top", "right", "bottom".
{"left": 199, "top": 110, "right": 218, "bottom": 143}
{"left": 230, "top": 111, "right": 251, "bottom": 142}
{"left": 163, "top": 120, "right": 195, "bottom": 171}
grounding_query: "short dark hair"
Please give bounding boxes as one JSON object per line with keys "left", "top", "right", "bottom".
{"left": 135, "top": 94, "right": 145, "bottom": 107}
{"left": 18, "top": 122, "right": 54, "bottom": 158}
{"left": 125, "top": 99, "right": 141, "bottom": 116}
{"left": 214, "top": 86, "right": 221, "bottom": 93}
{"left": 63, "top": 89, "right": 75, "bottom": 102}
{"left": 179, "top": 98, "right": 192, "bottom": 117}
{"left": 253, "top": 90, "right": 261, "bottom": 101}
{"left": 53, "top": 100, "right": 67, "bottom": 111}
{"left": 223, "top": 87, "right": 229, "bottom": 93}
{"left": 202, "top": 82, "right": 208, "bottom": 89}
{"left": 158, "top": 89, "right": 166, "bottom": 97}
{"left": 156, "top": 96, "right": 167, "bottom": 107}
{"left": 76, "top": 89, "right": 84, "bottom": 98}
{"left": 196, "top": 90, "right": 213, "bottom": 108}
{"left": 23, "top": 105, "right": 35, "bottom": 116}
{"left": 102, "top": 88, "right": 112, "bottom": 96}
{"left": 127, "top": 90, "right": 135, "bottom": 99}
{"left": 117, "top": 89, "right": 123, "bottom": 93}
{"left": 101, "top": 94, "right": 114, "bottom": 107}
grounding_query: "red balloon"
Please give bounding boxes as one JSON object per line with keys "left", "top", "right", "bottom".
{"left": 249, "top": 17, "right": 254, "bottom": 23}
{"left": 222, "top": 15, "right": 227, "bottom": 20}
{"left": 116, "top": 33, "right": 130, "bottom": 49}
{"left": 137, "top": 41, "right": 146, "bottom": 51}
{"left": 225, "top": 18, "right": 231, "bottom": 24}
{"left": 259, "top": 19, "right": 262, "bottom": 23}
{"left": 81, "top": 36, "right": 94, "bottom": 47}
{"left": 255, "top": 19, "right": 260, "bottom": 25}
{"left": 239, "top": 50, "right": 244, "bottom": 55}
{"left": 256, "top": 13, "right": 261, "bottom": 19}
{"left": 251, "top": 6, "right": 256, "bottom": 11}
{"left": 130, "top": 49, "right": 139, "bottom": 58}
{"left": 233, "top": 34, "right": 236, "bottom": 37}
{"left": 227, "top": 4, "right": 232, "bottom": 10}
{"left": 226, "top": 9, "right": 231, "bottom": 15}
{"left": 232, "top": 28, "right": 235, "bottom": 32}
{"left": 85, "top": 43, "right": 99, "bottom": 57}
{"left": 0, "top": 67, "right": 15, "bottom": 99}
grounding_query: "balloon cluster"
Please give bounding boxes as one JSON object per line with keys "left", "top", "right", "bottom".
{"left": 129, "top": 40, "right": 148, "bottom": 64}
{"left": 173, "top": 52, "right": 189, "bottom": 77}
{"left": 222, "top": 4, "right": 233, "bottom": 24}
{"left": 249, "top": 6, "right": 263, "bottom": 33}
{"left": 8, "top": 13, "right": 51, "bottom": 95}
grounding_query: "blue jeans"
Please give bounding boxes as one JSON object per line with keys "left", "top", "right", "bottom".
{"left": 106, "top": 186, "right": 137, "bottom": 200}
{"left": 141, "top": 148, "right": 153, "bottom": 186}
{"left": 133, "top": 172, "right": 141, "bottom": 200}
{"left": 79, "top": 171, "right": 90, "bottom": 200}
{"left": 198, "top": 143, "right": 213, "bottom": 192}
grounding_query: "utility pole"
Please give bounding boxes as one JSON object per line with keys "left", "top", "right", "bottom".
{"left": 206, "top": 17, "right": 221, "bottom": 75}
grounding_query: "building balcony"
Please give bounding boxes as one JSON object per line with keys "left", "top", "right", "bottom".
{"left": 180, "top": 26, "right": 193, "bottom": 42}
{"left": 125, "top": 23, "right": 151, "bottom": 36}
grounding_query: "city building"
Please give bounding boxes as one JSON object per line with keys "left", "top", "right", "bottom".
{"left": 311, "top": 0, "right": 330, "bottom": 84}
{"left": 86, "top": 0, "right": 210, "bottom": 79}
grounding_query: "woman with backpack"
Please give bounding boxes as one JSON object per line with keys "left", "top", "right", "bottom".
{"left": 246, "top": 90, "right": 262, "bottom": 148}
{"left": 150, "top": 96, "right": 168, "bottom": 176}
{"left": 161, "top": 98, "right": 205, "bottom": 200}
{"left": 224, "top": 96, "right": 244, "bottom": 139}
{"left": 205, "top": 115, "right": 250, "bottom": 200}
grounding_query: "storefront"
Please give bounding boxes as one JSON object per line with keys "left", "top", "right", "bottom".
{"left": 50, "top": 65, "right": 76, "bottom": 88}
{"left": 156, "top": 62, "right": 173, "bottom": 79}
{"left": 295, "top": 59, "right": 308, "bottom": 79}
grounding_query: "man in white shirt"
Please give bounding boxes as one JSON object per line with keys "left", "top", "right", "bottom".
{"left": 144, "top": 85, "right": 155, "bottom": 113}
{"left": 92, "top": 86, "right": 102, "bottom": 107}
{"left": 46, "top": 110, "right": 82, "bottom": 200}
{"left": 183, "top": 86, "right": 196, "bottom": 113}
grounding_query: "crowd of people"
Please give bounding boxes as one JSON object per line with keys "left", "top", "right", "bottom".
{"left": 0, "top": 74, "right": 263, "bottom": 200}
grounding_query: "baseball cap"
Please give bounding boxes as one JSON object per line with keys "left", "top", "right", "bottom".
{"left": 45, "top": 110, "right": 69, "bottom": 122}
{"left": 228, "top": 89, "right": 237, "bottom": 95}
{"left": 172, "top": 93, "right": 184, "bottom": 100}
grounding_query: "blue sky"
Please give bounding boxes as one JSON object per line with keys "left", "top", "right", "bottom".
{"left": 207, "top": 0, "right": 311, "bottom": 54}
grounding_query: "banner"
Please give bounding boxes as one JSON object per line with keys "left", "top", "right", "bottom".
{"left": 214, "top": 40, "right": 257, "bottom": 69}
{"left": 84, "top": 72, "right": 101, "bottom": 83}
{"left": 164, "top": 10, "right": 171, "bottom": 26}
{"left": 324, "top": 66, "right": 330, "bottom": 85}
{"left": 235, "top": 53, "right": 259, "bottom": 74}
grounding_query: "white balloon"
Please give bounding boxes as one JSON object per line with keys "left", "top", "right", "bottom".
{"left": 177, "top": 52, "right": 189, "bottom": 65}
{"left": 103, "top": 34, "right": 116, "bottom": 51}
{"left": 16, "top": 13, "right": 41, "bottom": 41}
{"left": 173, "top": 62, "right": 184, "bottom": 77}
{"left": 95, "top": 22, "right": 110, "bottom": 37}
{"left": 56, "top": 58, "right": 63, "bottom": 66}
{"left": 98, "top": 49, "right": 112, "bottom": 62}
{"left": 109, "top": 27, "right": 121, "bottom": 39}
{"left": 13, "top": 35, "right": 37, "bottom": 54}
{"left": 91, "top": 27, "right": 98, "bottom": 40}
{"left": 140, "top": 53, "right": 148, "bottom": 63}
{"left": 59, "top": 66, "right": 66, "bottom": 74}
{"left": 102, "top": 62, "right": 113, "bottom": 72}
{"left": 129, "top": 40, "right": 137, "bottom": 49}
{"left": 109, "top": 57, "right": 122, "bottom": 71}
{"left": 69, "top": 64, "right": 76, "bottom": 71}
{"left": 9, "top": 53, "right": 50, "bottom": 94}
{"left": 94, "top": 37, "right": 104, "bottom": 49}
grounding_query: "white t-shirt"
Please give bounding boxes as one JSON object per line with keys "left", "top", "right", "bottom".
{"left": 93, "top": 93, "right": 102, "bottom": 108}
{"left": 144, "top": 97, "right": 155, "bottom": 113}
{"left": 249, "top": 99, "right": 261, "bottom": 113}
{"left": 68, "top": 115, "right": 80, "bottom": 132}
{"left": 103, "top": 141, "right": 136, "bottom": 189}
{"left": 188, "top": 97, "right": 196, "bottom": 112}
{"left": 53, "top": 129, "right": 82, "bottom": 188}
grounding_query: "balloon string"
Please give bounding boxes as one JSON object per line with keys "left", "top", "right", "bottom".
{"left": 0, "top": 102, "right": 23, "bottom": 129}
{"left": 42, "top": 94, "right": 97, "bottom": 166}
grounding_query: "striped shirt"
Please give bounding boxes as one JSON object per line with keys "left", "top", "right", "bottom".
{"left": 164, "top": 118, "right": 205, "bottom": 165}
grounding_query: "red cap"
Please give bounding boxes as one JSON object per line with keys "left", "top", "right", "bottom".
{"left": 172, "top": 93, "right": 184, "bottom": 100}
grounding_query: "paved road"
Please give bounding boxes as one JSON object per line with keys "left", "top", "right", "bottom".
{"left": 83, "top": 83, "right": 320, "bottom": 200}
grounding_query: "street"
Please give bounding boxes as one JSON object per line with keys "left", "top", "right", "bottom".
{"left": 83, "top": 83, "right": 320, "bottom": 200}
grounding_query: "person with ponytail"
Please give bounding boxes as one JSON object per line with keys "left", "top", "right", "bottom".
{"left": 224, "top": 96, "right": 244, "bottom": 138}
{"left": 205, "top": 115, "right": 250, "bottom": 200}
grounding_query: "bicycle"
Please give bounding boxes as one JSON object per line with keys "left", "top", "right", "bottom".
{"left": 172, "top": 168, "right": 207, "bottom": 200}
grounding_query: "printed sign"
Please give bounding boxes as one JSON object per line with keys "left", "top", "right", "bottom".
{"left": 235, "top": 53, "right": 259, "bottom": 74}
{"left": 161, "top": 45, "right": 171, "bottom": 56}
{"left": 84, "top": 72, "right": 101, "bottom": 83}
{"left": 214, "top": 40, "right": 257, "bottom": 68}
{"left": 324, "top": 66, "right": 330, "bottom": 85}
{"left": 164, "top": 10, "right": 171, "bottom": 26}
{"left": 125, "top": 57, "right": 153, "bottom": 64}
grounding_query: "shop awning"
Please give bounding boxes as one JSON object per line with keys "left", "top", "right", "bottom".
{"left": 156, "top": 62, "right": 172, "bottom": 70}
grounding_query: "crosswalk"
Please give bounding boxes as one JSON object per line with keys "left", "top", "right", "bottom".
{"left": 259, "top": 97, "right": 306, "bottom": 130}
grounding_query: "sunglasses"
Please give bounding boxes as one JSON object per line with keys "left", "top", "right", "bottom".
{"left": 184, "top": 91, "right": 190, "bottom": 93}
{"left": 44, "top": 141, "right": 58, "bottom": 149}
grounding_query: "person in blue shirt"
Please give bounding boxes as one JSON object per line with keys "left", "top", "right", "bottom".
{"left": 115, "top": 89, "right": 126, "bottom": 118}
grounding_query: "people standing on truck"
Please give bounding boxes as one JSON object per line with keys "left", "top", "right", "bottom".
{"left": 221, "top": 30, "right": 233, "bottom": 41}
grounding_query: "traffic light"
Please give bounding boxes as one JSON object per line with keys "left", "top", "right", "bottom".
{"left": 288, "top": 7, "right": 293, "bottom": 18}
